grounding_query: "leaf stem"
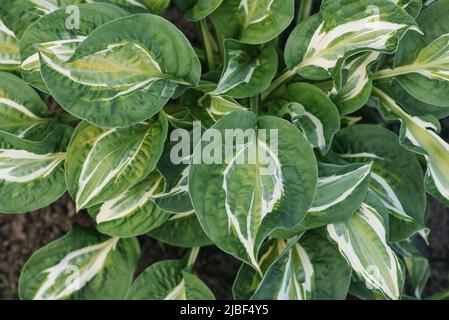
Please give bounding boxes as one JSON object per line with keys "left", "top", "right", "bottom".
{"left": 373, "top": 62, "right": 431, "bottom": 80}
{"left": 371, "top": 87, "right": 409, "bottom": 120}
{"left": 199, "top": 19, "right": 216, "bottom": 71}
{"left": 250, "top": 95, "right": 260, "bottom": 116}
{"left": 184, "top": 247, "right": 200, "bottom": 272}
{"left": 214, "top": 27, "right": 225, "bottom": 61}
{"left": 297, "top": 0, "right": 314, "bottom": 24}
{"left": 261, "top": 69, "right": 297, "bottom": 101}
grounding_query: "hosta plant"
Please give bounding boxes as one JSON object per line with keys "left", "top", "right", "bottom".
{"left": 1, "top": 0, "right": 449, "bottom": 300}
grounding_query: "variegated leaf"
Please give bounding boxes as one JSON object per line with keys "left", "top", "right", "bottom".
{"left": 173, "top": 0, "right": 223, "bottom": 20}
{"left": 184, "top": 90, "right": 246, "bottom": 128}
{"left": 65, "top": 113, "right": 167, "bottom": 211}
{"left": 331, "top": 52, "right": 380, "bottom": 115}
{"left": 375, "top": 88, "right": 449, "bottom": 204}
{"left": 285, "top": 83, "right": 340, "bottom": 154}
{"left": 252, "top": 243, "right": 315, "bottom": 300}
{"left": 154, "top": 132, "right": 196, "bottom": 213}
{"left": 40, "top": 13, "right": 201, "bottom": 128}
{"left": 20, "top": 3, "right": 128, "bottom": 93}
{"left": 0, "top": 126, "right": 72, "bottom": 213}
{"left": 285, "top": 0, "right": 419, "bottom": 80}
{"left": 211, "top": 0, "right": 295, "bottom": 44}
{"left": 152, "top": 166, "right": 192, "bottom": 213}
{"left": 19, "top": 226, "right": 140, "bottom": 300}
{"left": 89, "top": 170, "right": 169, "bottom": 238}
{"left": 392, "top": 240, "right": 430, "bottom": 299}
{"left": 300, "top": 230, "right": 352, "bottom": 300}
{"left": 126, "top": 259, "right": 215, "bottom": 300}
{"left": 189, "top": 110, "right": 317, "bottom": 271}
{"left": 327, "top": 194, "right": 404, "bottom": 300}
{"left": 233, "top": 240, "right": 286, "bottom": 299}
{"left": 87, "top": 0, "right": 170, "bottom": 14}
{"left": 210, "top": 40, "right": 278, "bottom": 98}
{"left": 272, "top": 162, "right": 372, "bottom": 239}
{"left": 0, "top": 72, "right": 54, "bottom": 140}
{"left": 377, "top": 79, "right": 449, "bottom": 119}
{"left": 0, "top": 19, "right": 20, "bottom": 71}
{"left": 383, "top": 0, "right": 449, "bottom": 107}
{"left": 149, "top": 210, "right": 213, "bottom": 248}
{"left": 0, "top": 0, "right": 80, "bottom": 39}
{"left": 333, "top": 124, "right": 427, "bottom": 242}
{"left": 392, "top": 0, "right": 422, "bottom": 17}
{"left": 377, "top": 34, "right": 449, "bottom": 107}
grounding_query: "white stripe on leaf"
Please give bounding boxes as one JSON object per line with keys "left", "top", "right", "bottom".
{"left": 374, "top": 88, "right": 449, "bottom": 202}
{"left": 34, "top": 237, "right": 119, "bottom": 300}
{"left": 276, "top": 244, "right": 314, "bottom": 300}
{"left": 327, "top": 203, "right": 402, "bottom": 300}
{"left": 298, "top": 13, "right": 418, "bottom": 73}
{"left": 370, "top": 173, "right": 413, "bottom": 222}
{"left": 222, "top": 139, "right": 283, "bottom": 273}
{"left": 96, "top": 176, "right": 163, "bottom": 223}
{"left": 0, "top": 149, "right": 65, "bottom": 183}
{"left": 309, "top": 164, "right": 371, "bottom": 212}
{"left": 375, "top": 34, "right": 449, "bottom": 81}
{"left": 0, "top": 19, "right": 20, "bottom": 66}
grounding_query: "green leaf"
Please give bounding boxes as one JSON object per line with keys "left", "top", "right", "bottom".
{"left": 395, "top": 34, "right": 449, "bottom": 107}
{"left": 272, "top": 162, "right": 372, "bottom": 238}
{"left": 211, "top": 0, "right": 295, "bottom": 45}
{"left": 20, "top": 3, "right": 129, "bottom": 93}
{"left": 300, "top": 230, "right": 352, "bottom": 300}
{"left": 210, "top": 40, "right": 278, "bottom": 98}
{"left": 327, "top": 192, "right": 404, "bottom": 300}
{"left": 88, "top": 170, "right": 169, "bottom": 238}
{"left": 40, "top": 13, "right": 201, "bottom": 128}
{"left": 154, "top": 134, "right": 196, "bottom": 213}
{"left": 331, "top": 52, "right": 380, "bottom": 115}
{"left": 0, "top": 72, "right": 55, "bottom": 140}
{"left": 152, "top": 167, "right": 192, "bottom": 213}
{"left": 393, "top": 240, "right": 430, "bottom": 299}
{"left": 164, "top": 104, "right": 195, "bottom": 129}
{"left": 19, "top": 225, "right": 140, "bottom": 300}
{"left": 149, "top": 210, "right": 213, "bottom": 247}
{"left": 333, "top": 124, "right": 427, "bottom": 241}
{"left": 91, "top": 0, "right": 170, "bottom": 14}
{"left": 65, "top": 113, "right": 167, "bottom": 210}
{"left": 285, "top": 83, "right": 340, "bottom": 154}
{"left": 285, "top": 0, "right": 419, "bottom": 80}
{"left": 0, "top": 126, "right": 72, "bottom": 214}
{"left": 383, "top": 0, "right": 449, "bottom": 107}
{"left": 0, "top": 0, "right": 83, "bottom": 39}
{"left": 393, "top": 0, "right": 422, "bottom": 17}
{"left": 189, "top": 110, "right": 317, "bottom": 271}
{"left": 173, "top": 0, "right": 223, "bottom": 20}
{"left": 184, "top": 91, "right": 246, "bottom": 128}
{"left": 376, "top": 88, "right": 449, "bottom": 209}
{"left": 232, "top": 240, "right": 284, "bottom": 299}
{"left": 126, "top": 260, "right": 215, "bottom": 300}
{"left": 376, "top": 79, "right": 449, "bottom": 119}
{"left": 0, "top": 19, "right": 20, "bottom": 71}
{"left": 252, "top": 242, "right": 315, "bottom": 300}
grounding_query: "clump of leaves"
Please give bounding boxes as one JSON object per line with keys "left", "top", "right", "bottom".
{"left": 1, "top": 0, "right": 448, "bottom": 300}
